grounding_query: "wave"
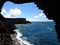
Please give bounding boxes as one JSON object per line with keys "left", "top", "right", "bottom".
{"left": 11, "top": 29, "right": 34, "bottom": 45}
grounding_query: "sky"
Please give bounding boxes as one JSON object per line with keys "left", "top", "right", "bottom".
{"left": 1, "top": 1, "right": 53, "bottom": 22}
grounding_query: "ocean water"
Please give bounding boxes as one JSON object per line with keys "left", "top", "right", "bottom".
{"left": 15, "top": 22, "right": 60, "bottom": 45}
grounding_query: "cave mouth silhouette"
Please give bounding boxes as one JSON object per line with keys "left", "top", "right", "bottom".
{"left": 0, "top": 0, "right": 60, "bottom": 43}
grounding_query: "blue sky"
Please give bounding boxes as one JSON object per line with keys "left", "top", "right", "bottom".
{"left": 1, "top": 1, "right": 53, "bottom": 22}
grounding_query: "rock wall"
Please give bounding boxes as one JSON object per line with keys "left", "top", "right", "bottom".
{"left": 0, "top": 33, "right": 14, "bottom": 45}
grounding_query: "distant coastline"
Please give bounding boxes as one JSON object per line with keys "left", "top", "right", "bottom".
{"left": 30, "top": 21, "right": 54, "bottom": 23}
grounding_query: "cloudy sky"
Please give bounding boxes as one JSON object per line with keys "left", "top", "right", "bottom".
{"left": 1, "top": 1, "right": 53, "bottom": 22}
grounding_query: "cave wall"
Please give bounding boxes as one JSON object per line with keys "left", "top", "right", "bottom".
{"left": 0, "top": 0, "right": 60, "bottom": 41}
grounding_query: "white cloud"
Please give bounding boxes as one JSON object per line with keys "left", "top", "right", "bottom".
{"left": 9, "top": 8, "right": 21, "bottom": 17}
{"left": 34, "top": 13, "right": 45, "bottom": 18}
{"left": 1, "top": 8, "right": 21, "bottom": 18}
{"left": 39, "top": 13, "right": 44, "bottom": 17}
{"left": 34, "top": 13, "right": 53, "bottom": 21}
{"left": 1, "top": 9, "right": 7, "bottom": 15}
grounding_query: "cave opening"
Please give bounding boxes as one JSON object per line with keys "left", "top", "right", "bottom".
{"left": 1, "top": 1, "right": 54, "bottom": 22}
{"left": 0, "top": 0, "right": 59, "bottom": 43}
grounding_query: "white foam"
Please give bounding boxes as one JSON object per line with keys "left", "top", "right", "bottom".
{"left": 13, "top": 29, "right": 34, "bottom": 45}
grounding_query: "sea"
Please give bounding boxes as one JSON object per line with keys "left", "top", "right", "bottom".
{"left": 14, "top": 22, "right": 60, "bottom": 45}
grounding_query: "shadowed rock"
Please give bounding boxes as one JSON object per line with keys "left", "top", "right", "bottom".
{"left": 5, "top": 18, "right": 31, "bottom": 24}
{"left": 0, "top": 33, "right": 14, "bottom": 45}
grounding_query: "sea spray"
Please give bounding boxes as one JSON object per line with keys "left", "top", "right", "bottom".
{"left": 11, "top": 29, "right": 34, "bottom": 45}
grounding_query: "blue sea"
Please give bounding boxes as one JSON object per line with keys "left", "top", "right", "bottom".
{"left": 15, "top": 22, "right": 60, "bottom": 45}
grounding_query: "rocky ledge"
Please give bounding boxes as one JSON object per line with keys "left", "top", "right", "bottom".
{"left": 5, "top": 18, "right": 31, "bottom": 24}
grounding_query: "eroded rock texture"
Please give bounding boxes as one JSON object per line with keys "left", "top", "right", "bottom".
{"left": 0, "top": 20, "right": 16, "bottom": 45}
{"left": 0, "top": 33, "right": 13, "bottom": 45}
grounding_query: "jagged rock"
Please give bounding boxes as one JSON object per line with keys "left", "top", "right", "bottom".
{"left": 0, "top": 20, "right": 16, "bottom": 34}
{"left": 0, "top": 20, "right": 16, "bottom": 45}
{"left": 0, "top": 33, "right": 14, "bottom": 45}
